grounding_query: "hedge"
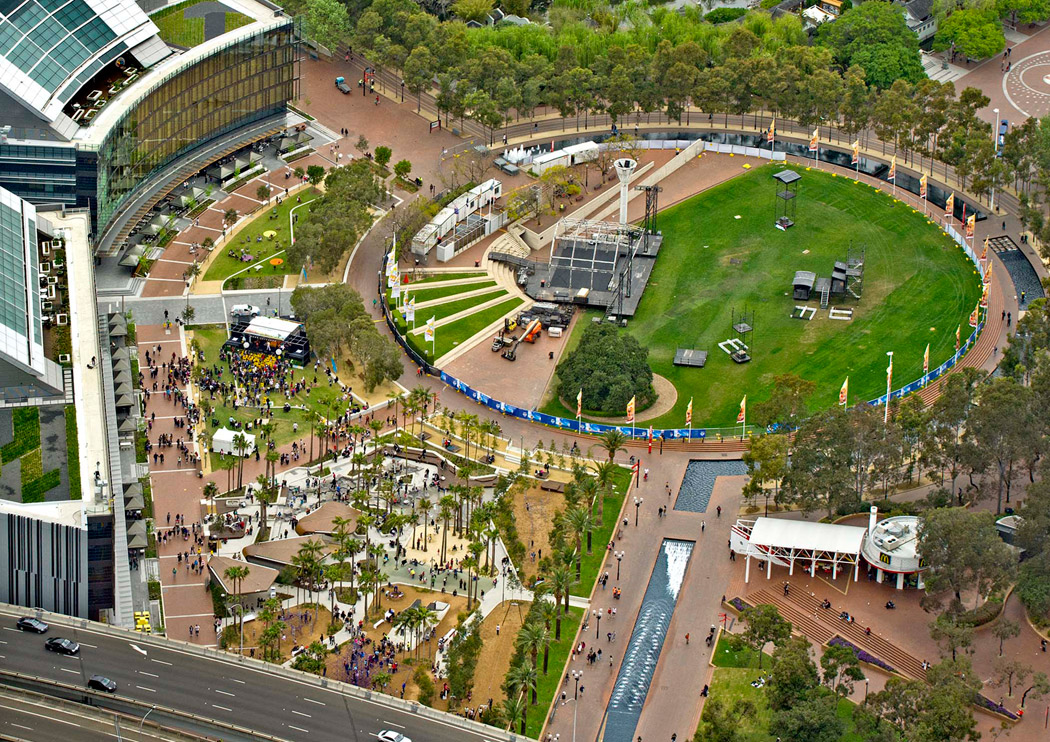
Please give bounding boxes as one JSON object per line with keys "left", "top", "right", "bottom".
{"left": 2, "top": 407, "right": 39, "bottom": 462}
{"left": 22, "top": 469, "right": 60, "bottom": 503}
{"left": 66, "top": 407, "right": 81, "bottom": 499}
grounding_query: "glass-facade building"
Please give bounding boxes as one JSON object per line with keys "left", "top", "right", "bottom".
{"left": 0, "top": 185, "right": 42, "bottom": 376}
{"left": 95, "top": 20, "right": 298, "bottom": 236}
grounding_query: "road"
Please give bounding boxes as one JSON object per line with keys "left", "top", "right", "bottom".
{"left": 101, "top": 290, "right": 296, "bottom": 327}
{"left": 0, "top": 607, "right": 505, "bottom": 742}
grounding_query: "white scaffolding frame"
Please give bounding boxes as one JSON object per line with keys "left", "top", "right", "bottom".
{"left": 730, "top": 518, "right": 866, "bottom": 584}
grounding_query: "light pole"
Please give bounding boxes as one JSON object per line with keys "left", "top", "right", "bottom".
{"left": 615, "top": 550, "right": 624, "bottom": 580}
{"left": 991, "top": 108, "right": 1000, "bottom": 212}
{"left": 572, "top": 669, "right": 583, "bottom": 699}
{"left": 864, "top": 678, "right": 869, "bottom": 701}
{"left": 561, "top": 697, "right": 579, "bottom": 742}
{"left": 593, "top": 608, "right": 602, "bottom": 638}
{"left": 634, "top": 497, "right": 643, "bottom": 527}
{"left": 139, "top": 705, "right": 157, "bottom": 737}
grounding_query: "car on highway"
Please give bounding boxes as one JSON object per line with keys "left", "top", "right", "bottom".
{"left": 16, "top": 617, "right": 48, "bottom": 633}
{"left": 88, "top": 675, "right": 117, "bottom": 693}
{"left": 229, "top": 304, "right": 260, "bottom": 318}
{"left": 44, "top": 637, "right": 80, "bottom": 655}
{"left": 377, "top": 732, "right": 411, "bottom": 742}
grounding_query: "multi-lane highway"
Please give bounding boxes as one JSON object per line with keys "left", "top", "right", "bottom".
{"left": 0, "top": 605, "right": 514, "bottom": 742}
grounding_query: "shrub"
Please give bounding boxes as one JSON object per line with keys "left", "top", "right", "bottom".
{"left": 705, "top": 6, "right": 747, "bottom": 22}
{"left": 22, "top": 469, "right": 60, "bottom": 503}
{"left": 414, "top": 664, "right": 435, "bottom": 706}
{"left": 66, "top": 407, "right": 81, "bottom": 499}
{"left": 374, "top": 146, "right": 392, "bottom": 167}
{"left": 2, "top": 407, "right": 39, "bottom": 462}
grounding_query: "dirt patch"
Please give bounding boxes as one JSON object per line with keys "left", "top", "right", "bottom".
{"left": 236, "top": 603, "right": 334, "bottom": 661}
{"left": 472, "top": 600, "right": 532, "bottom": 707}
{"left": 578, "top": 373, "right": 679, "bottom": 424}
{"left": 511, "top": 482, "right": 559, "bottom": 581}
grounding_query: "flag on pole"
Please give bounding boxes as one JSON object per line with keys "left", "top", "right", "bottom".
{"left": 981, "top": 238, "right": 988, "bottom": 263}
{"left": 955, "top": 325, "right": 961, "bottom": 352}
{"left": 736, "top": 396, "right": 746, "bottom": 424}
{"left": 885, "top": 353, "right": 894, "bottom": 422}
{"left": 301, "top": 265, "right": 308, "bottom": 282}
{"left": 888, "top": 155, "right": 896, "bottom": 181}
{"left": 406, "top": 296, "right": 415, "bottom": 323}
{"left": 886, "top": 354, "right": 893, "bottom": 386}
{"left": 648, "top": 426, "right": 654, "bottom": 452}
{"left": 923, "top": 344, "right": 930, "bottom": 376}
{"left": 388, "top": 263, "right": 399, "bottom": 289}
{"left": 980, "top": 284, "right": 988, "bottom": 308}
{"left": 969, "top": 303, "right": 979, "bottom": 328}
{"left": 839, "top": 377, "right": 849, "bottom": 406}
{"left": 424, "top": 316, "right": 436, "bottom": 342}
{"left": 851, "top": 140, "right": 859, "bottom": 166}
{"left": 391, "top": 281, "right": 401, "bottom": 300}
{"left": 767, "top": 118, "right": 775, "bottom": 144}
{"left": 386, "top": 241, "right": 397, "bottom": 276}
{"left": 685, "top": 397, "right": 693, "bottom": 426}
{"left": 945, "top": 192, "right": 954, "bottom": 218}
{"left": 331, "top": 357, "right": 338, "bottom": 373}
{"left": 626, "top": 396, "right": 636, "bottom": 424}
{"left": 919, "top": 174, "right": 927, "bottom": 198}
{"left": 966, "top": 213, "right": 976, "bottom": 239}
{"left": 809, "top": 128, "right": 818, "bottom": 153}
{"left": 576, "top": 389, "right": 583, "bottom": 418}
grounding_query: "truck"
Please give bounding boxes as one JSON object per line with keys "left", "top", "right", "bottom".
{"left": 335, "top": 76, "right": 352, "bottom": 94}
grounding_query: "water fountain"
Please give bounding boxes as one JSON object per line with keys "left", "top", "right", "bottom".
{"left": 603, "top": 539, "right": 695, "bottom": 742}
{"left": 675, "top": 460, "right": 748, "bottom": 512}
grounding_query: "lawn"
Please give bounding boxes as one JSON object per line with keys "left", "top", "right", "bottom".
{"left": 392, "top": 288, "right": 508, "bottom": 332}
{"left": 712, "top": 635, "right": 767, "bottom": 668}
{"left": 543, "top": 165, "right": 982, "bottom": 428}
{"left": 395, "top": 280, "right": 497, "bottom": 305}
{"left": 705, "top": 667, "right": 862, "bottom": 742}
{"left": 203, "top": 188, "right": 320, "bottom": 282}
{"left": 529, "top": 605, "right": 584, "bottom": 739}
{"left": 573, "top": 465, "right": 633, "bottom": 597}
{"left": 151, "top": 0, "right": 253, "bottom": 48}
{"left": 407, "top": 297, "right": 525, "bottom": 361}
{"left": 404, "top": 271, "right": 487, "bottom": 285}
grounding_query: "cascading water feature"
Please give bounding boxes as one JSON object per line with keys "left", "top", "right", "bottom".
{"left": 603, "top": 539, "right": 695, "bottom": 742}
{"left": 674, "top": 460, "right": 747, "bottom": 513}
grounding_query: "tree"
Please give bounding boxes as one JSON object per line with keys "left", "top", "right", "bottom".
{"left": 256, "top": 184, "right": 271, "bottom": 204}
{"left": 914, "top": 658, "right": 982, "bottom": 742}
{"left": 223, "top": 208, "right": 238, "bottom": 227}
{"left": 291, "top": 640, "right": 329, "bottom": 674}
{"left": 740, "top": 604, "right": 792, "bottom": 668}
{"left": 781, "top": 406, "right": 855, "bottom": 517}
{"left": 307, "top": 165, "right": 326, "bottom": 187}
{"left": 918, "top": 507, "right": 1015, "bottom": 613}
{"left": 993, "top": 656, "right": 1030, "bottom": 697}
{"left": 929, "top": 613, "right": 974, "bottom": 661}
{"left": 751, "top": 374, "right": 815, "bottom": 428}
{"left": 304, "top": 0, "right": 351, "bottom": 52}
{"left": 354, "top": 135, "right": 369, "bottom": 157}
{"left": 966, "top": 377, "right": 1036, "bottom": 513}
{"left": 597, "top": 430, "right": 628, "bottom": 463}
{"left": 223, "top": 564, "right": 250, "bottom": 654}
{"left": 742, "top": 434, "right": 789, "bottom": 515}
{"left": 374, "top": 146, "right": 392, "bottom": 168}
{"left": 933, "top": 9, "right": 1005, "bottom": 62}
{"left": 393, "top": 160, "right": 412, "bottom": 179}
{"left": 557, "top": 324, "right": 654, "bottom": 415}
{"left": 694, "top": 696, "right": 755, "bottom": 742}
{"left": 451, "top": 0, "right": 493, "bottom": 23}
{"left": 403, "top": 47, "right": 435, "bottom": 113}
{"left": 1021, "top": 672, "right": 1050, "bottom": 708}
{"left": 765, "top": 636, "right": 819, "bottom": 710}
{"left": 821, "top": 642, "right": 865, "bottom": 696}
{"left": 817, "top": 2, "right": 924, "bottom": 89}
{"left": 992, "top": 618, "right": 1020, "bottom": 656}
{"left": 771, "top": 690, "right": 844, "bottom": 742}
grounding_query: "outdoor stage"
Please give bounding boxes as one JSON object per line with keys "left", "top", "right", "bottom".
{"left": 517, "top": 219, "right": 664, "bottom": 318}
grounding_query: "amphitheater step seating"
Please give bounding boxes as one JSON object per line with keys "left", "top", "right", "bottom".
{"left": 746, "top": 588, "right": 926, "bottom": 680}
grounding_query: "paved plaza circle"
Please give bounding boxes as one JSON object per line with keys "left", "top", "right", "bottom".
{"left": 1003, "top": 50, "right": 1050, "bottom": 118}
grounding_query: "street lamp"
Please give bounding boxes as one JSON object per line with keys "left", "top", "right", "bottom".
{"left": 561, "top": 697, "right": 579, "bottom": 742}
{"left": 593, "top": 608, "right": 602, "bottom": 638}
{"left": 991, "top": 107, "right": 1000, "bottom": 212}
{"left": 634, "top": 497, "right": 643, "bottom": 527}
{"left": 864, "top": 678, "right": 869, "bottom": 701}
{"left": 139, "top": 704, "right": 157, "bottom": 737}
{"left": 614, "top": 550, "right": 624, "bottom": 580}
{"left": 572, "top": 669, "right": 583, "bottom": 699}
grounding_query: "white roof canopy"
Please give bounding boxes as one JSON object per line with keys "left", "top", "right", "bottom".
{"left": 748, "top": 517, "right": 866, "bottom": 556}
{"left": 245, "top": 316, "right": 301, "bottom": 341}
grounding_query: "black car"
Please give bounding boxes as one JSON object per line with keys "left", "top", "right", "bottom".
{"left": 44, "top": 637, "right": 80, "bottom": 655}
{"left": 16, "top": 617, "right": 48, "bottom": 633}
{"left": 88, "top": 675, "right": 117, "bottom": 693}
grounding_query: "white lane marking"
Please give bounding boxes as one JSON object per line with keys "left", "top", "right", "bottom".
{"left": 0, "top": 705, "right": 80, "bottom": 727}
{"left": 78, "top": 643, "right": 97, "bottom": 648}
{"left": 211, "top": 704, "right": 232, "bottom": 712}
{"left": 60, "top": 668, "right": 79, "bottom": 674}
{"left": 2, "top": 626, "right": 19, "bottom": 631}
{"left": 137, "top": 671, "right": 159, "bottom": 678}
{"left": 229, "top": 678, "right": 245, "bottom": 684}
{"left": 150, "top": 659, "right": 172, "bottom": 666}
{"left": 303, "top": 697, "right": 325, "bottom": 706}
{"left": 10, "top": 723, "right": 32, "bottom": 730}
{"left": 130, "top": 644, "right": 147, "bottom": 656}
{"left": 215, "top": 689, "right": 235, "bottom": 697}
{"left": 135, "top": 686, "right": 156, "bottom": 693}
{"left": 383, "top": 721, "right": 405, "bottom": 728}
{"left": 0, "top": 638, "right": 8, "bottom": 643}
{"left": 288, "top": 725, "right": 309, "bottom": 733}
{"left": 291, "top": 710, "right": 311, "bottom": 718}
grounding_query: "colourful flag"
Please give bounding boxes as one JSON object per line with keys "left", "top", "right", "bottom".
{"left": 576, "top": 389, "right": 583, "bottom": 418}
{"left": 886, "top": 354, "right": 893, "bottom": 387}
{"left": 969, "top": 304, "right": 979, "bottom": 328}
{"left": 966, "top": 213, "right": 976, "bottom": 239}
{"left": 424, "top": 316, "right": 436, "bottom": 342}
{"left": 923, "top": 344, "right": 930, "bottom": 376}
{"left": 626, "top": 396, "right": 636, "bottom": 424}
{"left": 648, "top": 426, "right": 653, "bottom": 443}
{"left": 391, "top": 281, "right": 401, "bottom": 300}
{"left": 851, "top": 140, "right": 859, "bottom": 166}
{"left": 919, "top": 174, "right": 927, "bottom": 198}
{"left": 736, "top": 395, "right": 746, "bottom": 424}
{"left": 839, "top": 377, "right": 848, "bottom": 406}
{"left": 767, "top": 118, "right": 775, "bottom": 144}
{"left": 888, "top": 155, "right": 896, "bottom": 181}
{"left": 331, "top": 357, "right": 338, "bottom": 373}
{"left": 981, "top": 238, "right": 988, "bottom": 262}
{"left": 955, "top": 325, "right": 961, "bottom": 352}
{"left": 685, "top": 397, "right": 693, "bottom": 426}
{"left": 301, "top": 265, "right": 308, "bottom": 282}
{"left": 945, "top": 192, "right": 954, "bottom": 218}
{"left": 980, "top": 284, "right": 988, "bottom": 308}
{"left": 406, "top": 296, "right": 415, "bottom": 322}
{"left": 809, "top": 128, "right": 818, "bottom": 153}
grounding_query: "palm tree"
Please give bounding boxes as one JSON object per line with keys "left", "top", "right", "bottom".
{"left": 502, "top": 693, "right": 528, "bottom": 735}
{"left": 255, "top": 474, "right": 278, "bottom": 533}
{"left": 203, "top": 481, "right": 218, "bottom": 499}
{"left": 358, "top": 513, "right": 376, "bottom": 552}
{"left": 438, "top": 495, "right": 455, "bottom": 564}
{"left": 598, "top": 429, "right": 628, "bottom": 462}
{"left": 538, "top": 601, "right": 559, "bottom": 667}
{"left": 508, "top": 659, "right": 539, "bottom": 705}
{"left": 592, "top": 460, "right": 618, "bottom": 522}
{"left": 416, "top": 604, "right": 438, "bottom": 659}
{"left": 223, "top": 564, "right": 250, "bottom": 654}
{"left": 551, "top": 564, "right": 573, "bottom": 629}
{"left": 387, "top": 391, "right": 404, "bottom": 436}
{"left": 562, "top": 507, "right": 592, "bottom": 580}
{"left": 223, "top": 208, "right": 238, "bottom": 227}
{"left": 292, "top": 539, "right": 324, "bottom": 622}
{"left": 220, "top": 454, "right": 236, "bottom": 493}
{"left": 418, "top": 498, "right": 432, "bottom": 549}
{"left": 232, "top": 432, "right": 249, "bottom": 489}
{"left": 516, "top": 621, "right": 546, "bottom": 674}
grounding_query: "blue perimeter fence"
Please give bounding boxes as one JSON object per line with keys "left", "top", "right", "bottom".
{"left": 379, "top": 180, "right": 987, "bottom": 441}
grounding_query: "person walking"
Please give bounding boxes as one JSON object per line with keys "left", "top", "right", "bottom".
{"left": 685, "top": 633, "right": 690, "bottom": 644}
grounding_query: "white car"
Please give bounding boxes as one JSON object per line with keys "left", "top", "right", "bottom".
{"left": 377, "top": 732, "right": 411, "bottom": 742}
{"left": 229, "top": 304, "right": 260, "bottom": 318}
